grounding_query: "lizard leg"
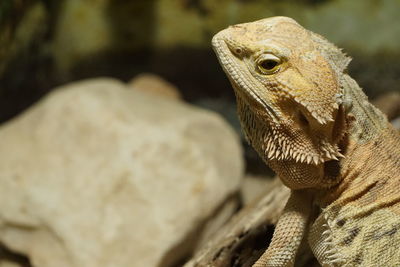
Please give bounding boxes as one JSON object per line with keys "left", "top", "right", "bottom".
{"left": 252, "top": 190, "right": 312, "bottom": 267}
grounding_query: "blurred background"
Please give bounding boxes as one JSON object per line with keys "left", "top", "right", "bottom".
{"left": 0, "top": 0, "right": 399, "bottom": 267}
{"left": 1, "top": 0, "right": 400, "bottom": 123}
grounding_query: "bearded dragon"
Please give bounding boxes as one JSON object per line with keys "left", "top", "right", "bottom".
{"left": 212, "top": 16, "right": 400, "bottom": 267}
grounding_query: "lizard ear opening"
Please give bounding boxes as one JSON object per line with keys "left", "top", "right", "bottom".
{"left": 298, "top": 109, "right": 310, "bottom": 128}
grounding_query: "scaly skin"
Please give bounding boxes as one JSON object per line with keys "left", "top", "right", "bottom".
{"left": 212, "top": 16, "right": 400, "bottom": 266}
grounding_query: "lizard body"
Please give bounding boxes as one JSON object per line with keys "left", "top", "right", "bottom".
{"left": 212, "top": 16, "right": 400, "bottom": 266}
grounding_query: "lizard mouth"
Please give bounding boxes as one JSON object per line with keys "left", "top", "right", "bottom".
{"left": 212, "top": 33, "right": 280, "bottom": 124}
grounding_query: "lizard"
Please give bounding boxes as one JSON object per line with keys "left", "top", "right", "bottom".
{"left": 212, "top": 16, "right": 400, "bottom": 267}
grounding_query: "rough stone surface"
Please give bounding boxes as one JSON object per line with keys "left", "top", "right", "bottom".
{"left": 0, "top": 78, "right": 243, "bottom": 267}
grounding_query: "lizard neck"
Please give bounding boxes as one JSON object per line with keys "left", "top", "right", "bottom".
{"left": 318, "top": 126, "right": 400, "bottom": 209}
{"left": 316, "top": 75, "right": 400, "bottom": 207}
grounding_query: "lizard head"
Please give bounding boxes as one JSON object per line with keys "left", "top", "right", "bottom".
{"left": 212, "top": 17, "right": 351, "bottom": 185}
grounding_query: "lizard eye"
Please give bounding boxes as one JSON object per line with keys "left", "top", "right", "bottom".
{"left": 257, "top": 54, "right": 281, "bottom": 74}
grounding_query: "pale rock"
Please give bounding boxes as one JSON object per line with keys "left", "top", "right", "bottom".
{"left": 128, "top": 73, "right": 182, "bottom": 100}
{"left": 0, "top": 78, "right": 243, "bottom": 267}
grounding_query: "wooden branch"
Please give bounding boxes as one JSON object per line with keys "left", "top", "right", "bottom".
{"left": 184, "top": 178, "right": 290, "bottom": 267}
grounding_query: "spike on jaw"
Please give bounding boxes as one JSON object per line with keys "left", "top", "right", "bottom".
{"left": 312, "top": 156, "right": 319, "bottom": 165}
{"left": 337, "top": 152, "right": 345, "bottom": 158}
{"left": 306, "top": 155, "right": 312, "bottom": 164}
{"left": 325, "top": 151, "right": 332, "bottom": 158}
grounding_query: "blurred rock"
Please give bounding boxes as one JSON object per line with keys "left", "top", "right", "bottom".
{"left": 0, "top": 78, "right": 243, "bottom": 267}
{"left": 0, "top": 239, "right": 30, "bottom": 266}
{"left": 129, "top": 73, "right": 181, "bottom": 100}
